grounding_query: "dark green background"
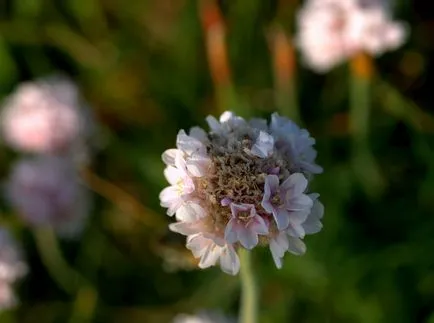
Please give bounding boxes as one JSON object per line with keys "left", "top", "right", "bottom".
{"left": 0, "top": 0, "right": 433, "bottom": 322}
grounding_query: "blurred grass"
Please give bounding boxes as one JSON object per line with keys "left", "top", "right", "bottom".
{"left": 1, "top": 0, "right": 434, "bottom": 322}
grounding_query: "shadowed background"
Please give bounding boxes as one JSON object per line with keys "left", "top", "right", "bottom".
{"left": 0, "top": 0, "right": 434, "bottom": 322}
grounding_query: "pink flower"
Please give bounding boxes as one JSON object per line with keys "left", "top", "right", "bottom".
{"left": 224, "top": 203, "right": 268, "bottom": 249}
{"left": 159, "top": 151, "right": 195, "bottom": 217}
{"left": 261, "top": 174, "right": 312, "bottom": 231}
{"left": 269, "top": 232, "right": 306, "bottom": 269}
{"left": 169, "top": 218, "right": 240, "bottom": 275}
{"left": 187, "top": 234, "right": 240, "bottom": 275}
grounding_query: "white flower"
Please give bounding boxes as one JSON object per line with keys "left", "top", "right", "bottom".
{"left": 296, "top": 0, "right": 407, "bottom": 72}
{"left": 5, "top": 156, "right": 90, "bottom": 239}
{"left": 0, "top": 75, "right": 91, "bottom": 154}
{"left": 161, "top": 111, "right": 323, "bottom": 273}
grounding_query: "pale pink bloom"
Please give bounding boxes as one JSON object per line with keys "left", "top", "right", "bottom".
{"left": 160, "top": 151, "right": 195, "bottom": 217}
{"left": 224, "top": 203, "right": 268, "bottom": 249}
{"left": 6, "top": 156, "right": 90, "bottom": 238}
{"left": 161, "top": 111, "right": 323, "bottom": 273}
{"left": 347, "top": 6, "right": 407, "bottom": 55}
{"left": 296, "top": 0, "right": 407, "bottom": 72}
{"left": 1, "top": 76, "right": 87, "bottom": 154}
{"left": 261, "top": 174, "right": 313, "bottom": 231}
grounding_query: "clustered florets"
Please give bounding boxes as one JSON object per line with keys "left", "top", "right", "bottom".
{"left": 296, "top": 0, "right": 407, "bottom": 72}
{"left": 160, "top": 112, "right": 324, "bottom": 275}
{"left": 6, "top": 156, "right": 89, "bottom": 239}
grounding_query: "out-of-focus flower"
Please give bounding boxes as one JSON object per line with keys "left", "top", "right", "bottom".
{"left": 5, "top": 156, "right": 90, "bottom": 238}
{"left": 173, "top": 311, "right": 234, "bottom": 323}
{"left": 296, "top": 0, "right": 407, "bottom": 72}
{"left": 0, "top": 228, "right": 28, "bottom": 311}
{"left": 0, "top": 75, "right": 92, "bottom": 156}
{"left": 160, "top": 112, "right": 323, "bottom": 275}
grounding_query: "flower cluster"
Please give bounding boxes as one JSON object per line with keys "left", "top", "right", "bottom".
{"left": 160, "top": 112, "right": 324, "bottom": 275}
{"left": 6, "top": 156, "right": 90, "bottom": 239}
{"left": 0, "top": 75, "right": 92, "bottom": 157}
{"left": 0, "top": 228, "right": 28, "bottom": 311}
{"left": 296, "top": 0, "right": 407, "bottom": 72}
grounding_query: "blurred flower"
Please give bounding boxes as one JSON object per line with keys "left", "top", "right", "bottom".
{"left": 296, "top": 0, "right": 407, "bottom": 72}
{"left": 0, "top": 228, "right": 28, "bottom": 311}
{"left": 160, "top": 112, "right": 323, "bottom": 275}
{"left": 5, "top": 156, "right": 90, "bottom": 238}
{"left": 173, "top": 311, "right": 234, "bottom": 323}
{"left": 0, "top": 75, "right": 92, "bottom": 157}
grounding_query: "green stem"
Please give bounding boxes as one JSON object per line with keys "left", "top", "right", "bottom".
{"left": 239, "top": 248, "right": 258, "bottom": 323}
{"left": 33, "top": 227, "right": 81, "bottom": 294}
{"left": 349, "top": 55, "right": 384, "bottom": 197}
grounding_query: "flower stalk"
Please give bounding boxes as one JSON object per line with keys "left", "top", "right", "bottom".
{"left": 239, "top": 248, "right": 258, "bottom": 323}
{"left": 349, "top": 52, "right": 384, "bottom": 197}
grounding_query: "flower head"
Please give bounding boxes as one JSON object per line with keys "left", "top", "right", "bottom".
{"left": 296, "top": 0, "right": 407, "bottom": 72}
{"left": 5, "top": 156, "right": 90, "bottom": 239}
{"left": 160, "top": 112, "right": 323, "bottom": 274}
{"left": 0, "top": 228, "right": 28, "bottom": 311}
{"left": 0, "top": 75, "right": 92, "bottom": 155}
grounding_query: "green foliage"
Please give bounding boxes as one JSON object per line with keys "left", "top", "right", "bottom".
{"left": 0, "top": 0, "right": 433, "bottom": 322}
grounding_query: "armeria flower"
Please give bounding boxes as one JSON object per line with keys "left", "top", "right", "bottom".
{"left": 5, "top": 156, "right": 90, "bottom": 239}
{"left": 0, "top": 75, "right": 92, "bottom": 155}
{"left": 160, "top": 112, "right": 323, "bottom": 275}
{"left": 0, "top": 228, "right": 28, "bottom": 311}
{"left": 296, "top": 0, "right": 407, "bottom": 72}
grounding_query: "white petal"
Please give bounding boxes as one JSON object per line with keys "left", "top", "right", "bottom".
{"left": 281, "top": 173, "right": 308, "bottom": 195}
{"left": 206, "top": 116, "right": 221, "bottom": 132}
{"left": 219, "top": 111, "right": 235, "bottom": 123}
{"left": 161, "top": 149, "right": 179, "bottom": 166}
{"left": 198, "top": 243, "right": 221, "bottom": 269}
{"left": 159, "top": 186, "right": 180, "bottom": 205}
{"left": 269, "top": 232, "right": 289, "bottom": 269}
{"left": 224, "top": 218, "right": 238, "bottom": 244}
{"left": 164, "top": 166, "right": 182, "bottom": 185}
{"left": 287, "top": 237, "right": 306, "bottom": 255}
{"left": 176, "top": 130, "right": 204, "bottom": 155}
{"left": 251, "top": 131, "right": 274, "bottom": 158}
{"left": 176, "top": 202, "right": 206, "bottom": 222}
{"left": 238, "top": 227, "right": 258, "bottom": 250}
{"left": 219, "top": 245, "right": 240, "bottom": 275}
{"left": 274, "top": 208, "right": 291, "bottom": 230}
{"left": 189, "top": 126, "right": 208, "bottom": 144}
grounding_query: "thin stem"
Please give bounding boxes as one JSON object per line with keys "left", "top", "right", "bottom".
{"left": 34, "top": 227, "right": 80, "bottom": 294}
{"left": 239, "top": 248, "right": 258, "bottom": 323}
{"left": 349, "top": 53, "right": 384, "bottom": 197}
